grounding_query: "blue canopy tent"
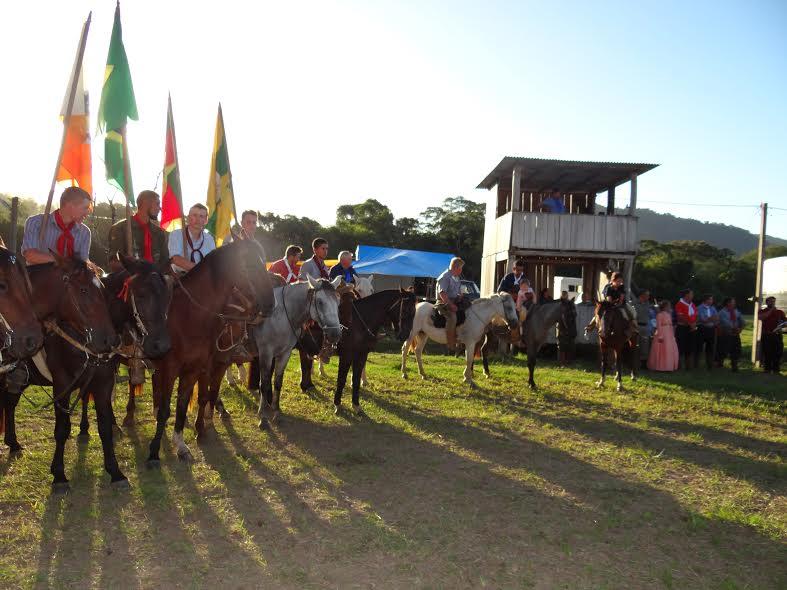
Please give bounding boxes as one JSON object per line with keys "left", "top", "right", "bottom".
{"left": 353, "top": 245, "right": 454, "bottom": 278}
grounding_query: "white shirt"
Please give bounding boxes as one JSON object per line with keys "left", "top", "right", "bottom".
{"left": 168, "top": 228, "right": 216, "bottom": 271}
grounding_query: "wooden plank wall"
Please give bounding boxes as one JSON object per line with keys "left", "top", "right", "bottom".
{"left": 512, "top": 212, "right": 637, "bottom": 253}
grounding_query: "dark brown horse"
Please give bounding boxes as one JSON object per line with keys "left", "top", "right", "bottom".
{"left": 594, "top": 303, "right": 638, "bottom": 391}
{"left": 334, "top": 288, "right": 416, "bottom": 414}
{"left": 77, "top": 254, "right": 174, "bottom": 438}
{"left": 2, "top": 254, "right": 120, "bottom": 492}
{"left": 0, "top": 246, "right": 43, "bottom": 362}
{"left": 148, "top": 239, "right": 274, "bottom": 465}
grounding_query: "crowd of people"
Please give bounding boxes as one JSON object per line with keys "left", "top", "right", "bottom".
{"left": 495, "top": 259, "right": 785, "bottom": 375}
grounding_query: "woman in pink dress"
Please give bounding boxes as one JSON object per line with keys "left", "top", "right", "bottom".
{"left": 648, "top": 301, "right": 680, "bottom": 371}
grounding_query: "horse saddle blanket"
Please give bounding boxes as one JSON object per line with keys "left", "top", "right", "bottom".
{"left": 431, "top": 307, "right": 466, "bottom": 329}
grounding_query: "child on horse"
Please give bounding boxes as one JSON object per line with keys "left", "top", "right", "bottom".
{"left": 589, "top": 272, "right": 638, "bottom": 339}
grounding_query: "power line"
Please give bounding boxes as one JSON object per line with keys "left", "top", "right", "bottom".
{"left": 637, "top": 199, "right": 759, "bottom": 208}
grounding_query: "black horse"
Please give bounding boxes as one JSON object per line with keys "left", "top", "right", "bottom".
{"left": 334, "top": 288, "right": 416, "bottom": 414}
{"left": 519, "top": 299, "right": 577, "bottom": 389}
{"left": 78, "top": 254, "right": 174, "bottom": 437}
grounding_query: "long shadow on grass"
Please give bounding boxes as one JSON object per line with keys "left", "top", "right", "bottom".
{"left": 470, "top": 386, "right": 786, "bottom": 496}
{"left": 541, "top": 391, "right": 785, "bottom": 459}
{"left": 347, "top": 391, "right": 786, "bottom": 589}
{"left": 35, "top": 437, "right": 98, "bottom": 589}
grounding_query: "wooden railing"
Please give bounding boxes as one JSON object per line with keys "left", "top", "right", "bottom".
{"left": 511, "top": 212, "right": 638, "bottom": 253}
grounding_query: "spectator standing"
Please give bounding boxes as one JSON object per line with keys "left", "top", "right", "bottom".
{"left": 718, "top": 297, "right": 745, "bottom": 372}
{"left": 633, "top": 289, "right": 654, "bottom": 369}
{"left": 697, "top": 294, "right": 720, "bottom": 370}
{"left": 758, "top": 296, "right": 785, "bottom": 374}
{"left": 674, "top": 288, "right": 698, "bottom": 369}
{"left": 648, "top": 301, "right": 679, "bottom": 371}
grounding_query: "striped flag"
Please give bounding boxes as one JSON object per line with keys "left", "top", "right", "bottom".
{"left": 206, "top": 104, "right": 236, "bottom": 246}
{"left": 56, "top": 50, "right": 92, "bottom": 196}
{"left": 97, "top": 2, "right": 138, "bottom": 203}
{"left": 160, "top": 95, "right": 183, "bottom": 230}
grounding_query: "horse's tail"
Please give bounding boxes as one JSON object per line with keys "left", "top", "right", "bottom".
{"left": 473, "top": 340, "right": 483, "bottom": 359}
{"left": 188, "top": 382, "right": 199, "bottom": 413}
{"left": 132, "top": 383, "right": 143, "bottom": 397}
{"left": 0, "top": 405, "right": 5, "bottom": 436}
{"left": 408, "top": 333, "right": 420, "bottom": 353}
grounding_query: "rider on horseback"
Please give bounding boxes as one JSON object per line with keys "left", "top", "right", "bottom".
{"left": 435, "top": 257, "right": 470, "bottom": 354}
{"left": 599, "top": 272, "right": 638, "bottom": 340}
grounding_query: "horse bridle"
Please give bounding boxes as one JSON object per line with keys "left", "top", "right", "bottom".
{"left": 281, "top": 281, "right": 342, "bottom": 342}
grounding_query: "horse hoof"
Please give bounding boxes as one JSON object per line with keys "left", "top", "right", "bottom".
{"left": 145, "top": 459, "right": 161, "bottom": 470}
{"left": 8, "top": 444, "right": 24, "bottom": 456}
{"left": 352, "top": 404, "right": 365, "bottom": 416}
{"left": 419, "top": 374, "right": 426, "bottom": 381}
{"left": 361, "top": 381, "right": 369, "bottom": 388}
{"left": 112, "top": 425, "right": 124, "bottom": 438}
{"left": 122, "top": 416, "right": 135, "bottom": 428}
{"left": 528, "top": 382, "right": 537, "bottom": 390}
{"left": 270, "top": 412, "right": 280, "bottom": 425}
{"left": 334, "top": 404, "right": 341, "bottom": 415}
{"left": 111, "top": 477, "right": 130, "bottom": 489}
{"left": 77, "top": 431, "right": 90, "bottom": 442}
{"left": 51, "top": 482, "right": 71, "bottom": 495}
{"left": 484, "top": 372, "right": 490, "bottom": 379}
{"left": 401, "top": 373, "right": 408, "bottom": 380}
{"left": 177, "top": 451, "right": 194, "bottom": 463}
{"left": 596, "top": 381, "right": 603, "bottom": 389}
{"left": 617, "top": 384, "right": 624, "bottom": 392}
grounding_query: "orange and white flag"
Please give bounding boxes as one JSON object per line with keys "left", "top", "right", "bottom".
{"left": 56, "top": 50, "right": 92, "bottom": 196}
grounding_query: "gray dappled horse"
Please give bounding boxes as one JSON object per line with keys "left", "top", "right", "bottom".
{"left": 519, "top": 299, "right": 577, "bottom": 389}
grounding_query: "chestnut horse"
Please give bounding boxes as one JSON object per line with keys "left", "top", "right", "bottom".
{"left": 334, "top": 289, "right": 416, "bottom": 414}
{"left": 147, "top": 239, "right": 274, "bottom": 465}
{"left": 0, "top": 246, "right": 43, "bottom": 362}
{"left": 593, "top": 303, "right": 638, "bottom": 391}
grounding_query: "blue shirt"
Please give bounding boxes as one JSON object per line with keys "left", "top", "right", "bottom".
{"left": 329, "top": 263, "right": 357, "bottom": 283}
{"left": 22, "top": 212, "right": 91, "bottom": 261}
{"left": 697, "top": 303, "right": 719, "bottom": 327}
{"left": 542, "top": 197, "right": 565, "bottom": 213}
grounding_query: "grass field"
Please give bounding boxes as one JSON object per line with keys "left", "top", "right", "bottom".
{"left": 0, "top": 336, "right": 784, "bottom": 589}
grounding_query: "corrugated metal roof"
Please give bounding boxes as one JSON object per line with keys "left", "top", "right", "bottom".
{"left": 476, "top": 156, "right": 659, "bottom": 192}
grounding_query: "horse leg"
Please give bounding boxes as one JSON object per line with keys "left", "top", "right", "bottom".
{"left": 318, "top": 358, "right": 328, "bottom": 379}
{"left": 50, "top": 392, "right": 73, "bottom": 493}
{"left": 527, "top": 349, "right": 538, "bottom": 390}
{"left": 257, "top": 355, "right": 275, "bottom": 430}
{"left": 3, "top": 389, "right": 24, "bottom": 454}
{"left": 463, "top": 343, "right": 477, "bottom": 388}
{"left": 597, "top": 346, "right": 607, "bottom": 388}
{"left": 416, "top": 334, "right": 428, "bottom": 379}
{"left": 298, "top": 348, "right": 315, "bottom": 392}
{"left": 360, "top": 366, "right": 369, "bottom": 388}
{"left": 334, "top": 353, "right": 351, "bottom": 414}
{"left": 194, "top": 371, "right": 212, "bottom": 439}
{"left": 400, "top": 337, "right": 411, "bottom": 379}
{"left": 147, "top": 366, "right": 176, "bottom": 465}
{"left": 93, "top": 378, "right": 128, "bottom": 486}
{"left": 173, "top": 372, "right": 197, "bottom": 462}
{"left": 351, "top": 350, "right": 369, "bottom": 413}
{"left": 122, "top": 381, "right": 137, "bottom": 427}
{"left": 270, "top": 351, "right": 293, "bottom": 424}
{"left": 615, "top": 351, "right": 624, "bottom": 392}
{"left": 481, "top": 334, "right": 491, "bottom": 378}
{"left": 78, "top": 387, "right": 90, "bottom": 439}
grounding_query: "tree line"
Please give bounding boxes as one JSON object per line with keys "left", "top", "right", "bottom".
{"left": 2, "top": 193, "right": 783, "bottom": 301}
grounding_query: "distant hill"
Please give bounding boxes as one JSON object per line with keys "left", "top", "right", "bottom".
{"left": 633, "top": 208, "right": 787, "bottom": 255}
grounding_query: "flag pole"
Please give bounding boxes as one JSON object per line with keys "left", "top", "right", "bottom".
{"left": 120, "top": 125, "right": 133, "bottom": 255}
{"left": 218, "top": 104, "right": 239, "bottom": 228}
{"left": 40, "top": 12, "right": 92, "bottom": 244}
{"left": 168, "top": 94, "right": 188, "bottom": 256}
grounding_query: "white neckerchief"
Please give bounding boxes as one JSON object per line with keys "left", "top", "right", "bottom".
{"left": 283, "top": 259, "right": 297, "bottom": 283}
{"left": 680, "top": 298, "right": 696, "bottom": 316}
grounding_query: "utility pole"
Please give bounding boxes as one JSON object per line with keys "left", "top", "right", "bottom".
{"left": 751, "top": 202, "right": 767, "bottom": 365}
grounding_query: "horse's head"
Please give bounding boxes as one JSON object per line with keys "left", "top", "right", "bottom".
{"left": 52, "top": 253, "right": 118, "bottom": 354}
{"left": 0, "top": 247, "right": 43, "bottom": 359}
{"left": 115, "top": 254, "right": 174, "bottom": 358}
{"left": 387, "top": 288, "right": 417, "bottom": 342}
{"left": 560, "top": 297, "right": 578, "bottom": 334}
{"left": 219, "top": 239, "right": 276, "bottom": 319}
{"left": 306, "top": 275, "right": 343, "bottom": 344}
{"left": 354, "top": 276, "right": 374, "bottom": 298}
{"left": 496, "top": 292, "right": 520, "bottom": 330}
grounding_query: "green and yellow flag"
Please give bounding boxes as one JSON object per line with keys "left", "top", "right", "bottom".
{"left": 206, "top": 104, "right": 236, "bottom": 246}
{"left": 97, "top": 2, "right": 138, "bottom": 203}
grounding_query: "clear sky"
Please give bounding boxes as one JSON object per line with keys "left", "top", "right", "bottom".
{"left": 1, "top": 0, "right": 786, "bottom": 238}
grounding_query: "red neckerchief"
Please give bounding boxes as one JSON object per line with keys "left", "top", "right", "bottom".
{"left": 312, "top": 255, "right": 329, "bottom": 279}
{"left": 132, "top": 213, "right": 153, "bottom": 262}
{"left": 54, "top": 209, "right": 75, "bottom": 257}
